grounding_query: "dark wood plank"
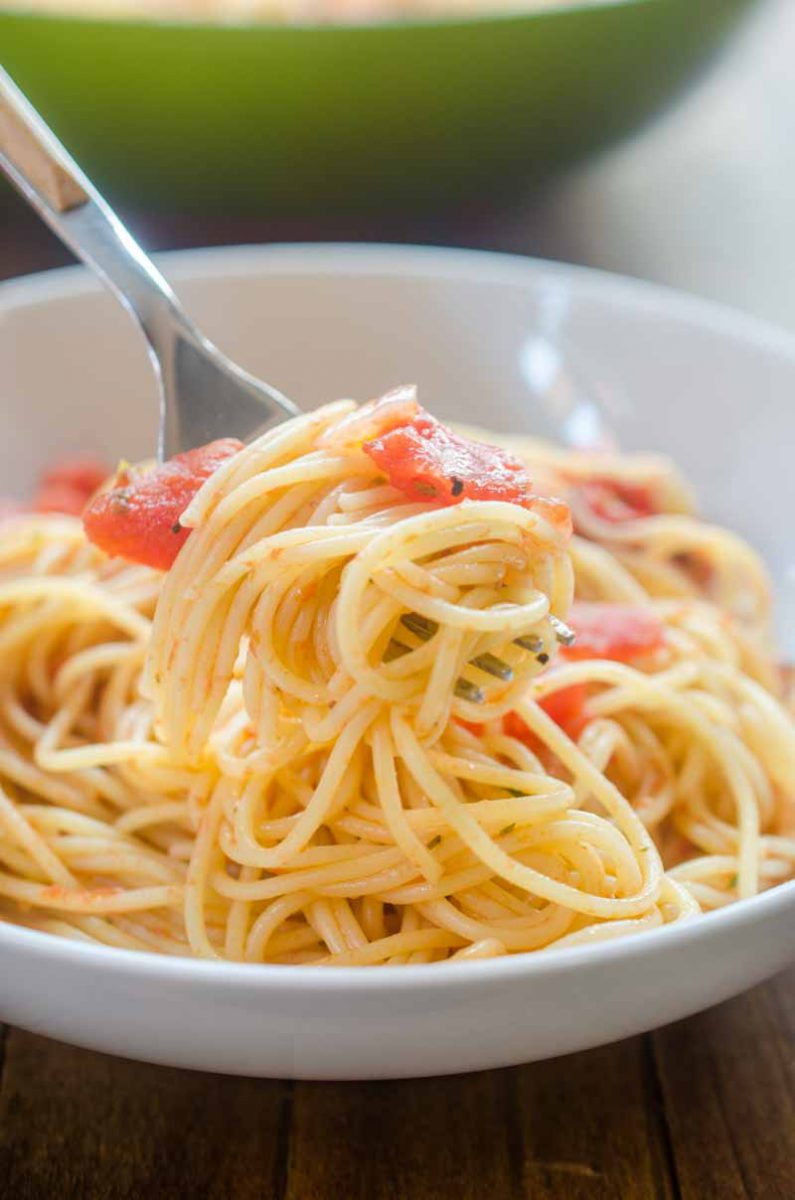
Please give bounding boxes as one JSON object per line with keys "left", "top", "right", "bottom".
{"left": 510, "top": 1036, "right": 674, "bottom": 1200}
{"left": 2, "top": 974, "right": 794, "bottom": 1200}
{"left": 0, "top": 1029, "right": 289, "bottom": 1200}
{"left": 651, "top": 967, "right": 795, "bottom": 1200}
{"left": 284, "top": 1035, "right": 679, "bottom": 1200}
{"left": 286, "top": 1068, "right": 517, "bottom": 1200}
{"left": 767, "top": 964, "right": 795, "bottom": 1046}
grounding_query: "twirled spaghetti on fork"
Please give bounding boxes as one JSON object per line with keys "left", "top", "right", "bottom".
{"left": 0, "top": 391, "right": 792, "bottom": 963}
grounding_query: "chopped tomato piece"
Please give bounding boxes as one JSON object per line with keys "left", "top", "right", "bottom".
{"left": 455, "top": 719, "right": 485, "bottom": 737}
{"left": 0, "top": 459, "right": 108, "bottom": 521}
{"left": 504, "top": 685, "right": 589, "bottom": 743}
{"left": 363, "top": 409, "right": 540, "bottom": 509}
{"left": 526, "top": 494, "right": 573, "bottom": 539}
{"left": 457, "top": 680, "right": 588, "bottom": 746}
{"left": 463, "top": 605, "right": 664, "bottom": 753}
{"left": 40, "top": 457, "right": 108, "bottom": 496}
{"left": 33, "top": 456, "right": 109, "bottom": 516}
{"left": 35, "top": 482, "right": 92, "bottom": 516}
{"left": 539, "top": 684, "right": 589, "bottom": 736}
{"left": 320, "top": 386, "right": 420, "bottom": 450}
{"left": 579, "top": 478, "right": 657, "bottom": 522}
{"left": 83, "top": 439, "right": 242, "bottom": 570}
{"left": 563, "top": 602, "right": 665, "bottom": 663}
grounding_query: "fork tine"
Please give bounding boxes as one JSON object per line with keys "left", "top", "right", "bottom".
{"left": 454, "top": 679, "right": 485, "bottom": 704}
{"left": 549, "top": 615, "right": 576, "bottom": 646}
{"left": 392, "top": 609, "right": 563, "bottom": 698}
{"left": 470, "top": 653, "right": 514, "bottom": 681}
{"left": 514, "top": 634, "right": 544, "bottom": 653}
{"left": 383, "top": 639, "right": 412, "bottom": 662}
{"left": 400, "top": 613, "right": 437, "bottom": 640}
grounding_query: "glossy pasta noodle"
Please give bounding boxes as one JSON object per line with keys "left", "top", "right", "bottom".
{"left": 0, "top": 398, "right": 793, "bottom": 964}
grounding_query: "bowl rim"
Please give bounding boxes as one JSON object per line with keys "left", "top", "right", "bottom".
{"left": 0, "top": 0, "right": 661, "bottom": 38}
{"left": 5, "top": 239, "right": 795, "bottom": 364}
{"left": 1, "top": 239, "right": 793, "bottom": 994}
{"left": 1, "top": 873, "right": 793, "bottom": 992}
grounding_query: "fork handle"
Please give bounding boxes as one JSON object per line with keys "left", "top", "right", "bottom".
{"left": 0, "top": 68, "right": 187, "bottom": 359}
{"left": 0, "top": 82, "right": 89, "bottom": 213}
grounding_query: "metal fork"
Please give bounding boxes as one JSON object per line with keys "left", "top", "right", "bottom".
{"left": 0, "top": 67, "right": 299, "bottom": 461}
{"left": 0, "top": 69, "right": 574, "bottom": 695}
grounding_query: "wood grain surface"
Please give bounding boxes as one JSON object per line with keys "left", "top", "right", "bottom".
{"left": 1, "top": 194, "right": 794, "bottom": 1200}
{"left": 1, "top": 967, "right": 793, "bottom": 1200}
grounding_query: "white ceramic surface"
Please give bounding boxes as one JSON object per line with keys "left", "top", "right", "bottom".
{"left": 0, "top": 244, "right": 793, "bottom": 1080}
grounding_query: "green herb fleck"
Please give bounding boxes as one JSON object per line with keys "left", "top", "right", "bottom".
{"left": 499, "top": 823, "right": 516, "bottom": 837}
{"left": 428, "top": 834, "right": 442, "bottom": 850}
{"left": 414, "top": 480, "right": 438, "bottom": 498}
{"left": 109, "top": 487, "right": 132, "bottom": 514}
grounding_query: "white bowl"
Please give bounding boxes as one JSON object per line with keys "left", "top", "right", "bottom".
{"left": 1, "top": 244, "right": 793, "bottom": 1080}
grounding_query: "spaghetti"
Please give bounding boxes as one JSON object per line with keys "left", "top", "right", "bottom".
{"left": 0, "top": 395, "right": 793, "bottom": 963}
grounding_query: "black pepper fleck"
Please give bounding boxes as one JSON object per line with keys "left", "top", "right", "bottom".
{"left": 450, "top": 477, "right": 464, "bottom": 497}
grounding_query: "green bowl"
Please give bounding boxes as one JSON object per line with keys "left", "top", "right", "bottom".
{"left": 1, "top": 0, "right": 755, "bottom": 215}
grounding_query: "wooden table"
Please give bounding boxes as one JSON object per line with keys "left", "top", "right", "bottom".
{"left": 1, "top": 195, "right": 794, "bottom": 1200}
{"left": 1, "top": 969, "right": 793, "bottom": 1199}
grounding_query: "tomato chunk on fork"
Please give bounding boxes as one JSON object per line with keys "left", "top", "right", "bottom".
{"left": 84, "top": 439, "right": 242, "bottom": 570}
{"left": 364, "top": 410, "right": 544, "bottom": 510}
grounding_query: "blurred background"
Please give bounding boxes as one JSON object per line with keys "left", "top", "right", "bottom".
{"left": 2, "top": 0, "right": 793, "bottom": 328}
